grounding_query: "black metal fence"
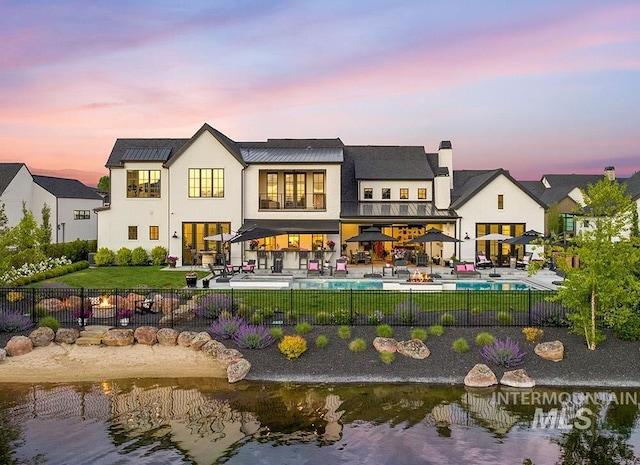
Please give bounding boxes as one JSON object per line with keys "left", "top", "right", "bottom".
{"left": 0, "top": 287, "right": 566, "bottom": 331}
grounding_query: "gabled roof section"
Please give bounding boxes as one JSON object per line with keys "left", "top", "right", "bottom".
{"left": 106, "top": 138, "right": 188, "bottom": 168}
{"left": 348, "top": 146, "right": 434, "bottom": 180}
{"left": 623, "top": 171, "right": 640, "bottom": 200}
{"left": 0, "top": 163, "right": 26, "bottom": 195}
{"left": 33, "top": 175, "right": 103, "bottom": 200}
{"left": 240, "top": 147, "right": 343, "bottom": 163}
{"left": 247, "top": 138, "right": 345, "bottom": 148}
{"left": 165, "top": 123, "right": 246, "bottom": 168}
{"left": 529, "top": 174, "right": 605, "bottom": 206}
{"left": 451, "top": 169, "right": 547, "bottom": 209}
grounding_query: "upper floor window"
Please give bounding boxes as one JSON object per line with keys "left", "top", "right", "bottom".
{"left": 497, "top": 194, "right": 504, "bottom": 210}
{"left": 363, "top": 188, "right": 373, "bottom": 199}
{"left": 128, "top": 226, "right": 138, "bottom": 240}
{"left": 74, "top": 210, "right": 90, "bottom": 220}
{"left": 417, "top": 188, "right": 427, "bottom": 200}
{"left": 149, "top": 226, "right": 159, "bottom": 240}
{"left": 189, "top": 168, "right": 224, "bottom": 197}
{"left": 399, "top": 188, "right": 409, "bottom": 200}
{"left": 127, "top": 170, "right": 161, "bottom": 198}
{"left": 382, "top": 188, "right": 391, "bottom": 200}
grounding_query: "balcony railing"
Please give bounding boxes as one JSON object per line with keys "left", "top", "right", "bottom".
{"left": 259, "top": 193, "right": 326, "bottom": 211}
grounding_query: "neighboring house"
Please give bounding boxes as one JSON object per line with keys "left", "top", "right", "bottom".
{"left": 451, "top": 169, "right": 546, "bottom": 264}
{"left": 0, "top": 163, "right": 103, "bottom": 243}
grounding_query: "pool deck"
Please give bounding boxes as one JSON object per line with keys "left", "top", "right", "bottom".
{"left": 174, "top": 263, "right": 563, "bottom": 291}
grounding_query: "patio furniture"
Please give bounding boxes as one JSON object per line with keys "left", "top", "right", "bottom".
{"left": 242, "top": 259, "right": 256, "bottom": 273}
{"left": 516, "top": 252, "right": 532, "bottom": 269}
{"left": 257, "top": 251, "right": 268, "bottom": 269}
{"left": 452, "top": 262, "right": 481, "bottom": 278}
{"left": 415, "top": 253, "right": 429, "bottom": 267}
{"left": 271, "top": 251, "right": 284, "bottom": 273}
{"left": 298, "top": 250, "right": 309, "bottom": 269}
{"left": 134, "top": 296, "right": 155, "bottom": 315}
{"left": 476, "top": 254, "right": 493, "bottom": 269}
{"left": 307, "top": 259, "right": 321, "bottom": 277}
{"left": 334, "top": 259, "right": 348, "bottom": 278}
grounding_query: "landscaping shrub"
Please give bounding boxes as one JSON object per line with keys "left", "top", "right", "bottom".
{"left": 236, "top": 302, "right": 253, "bottom": 320}
{"left": 38, "top": 316, "right": 60, "bottom": 332}
{"left": 475, "top": 332, "right": 495, "bottom": 347}
{"left": 278, "top": 335, "right": 307, "bottom": 359}
{"left": 337, "top": 326, "right": 351, "bottom": 339}
{"left": 615, "top": 312, "right": 640, "bottom": 341}
{"left": 232, "top": 324, "right": 275, "bottom": 349}
{"left": 0, "top": 311, "right": 33, "bottom": 332}
{"left": 315, "top": 334, "right": 329, "bottom": 348}
{"left": 115, "top": 247, "right": 132, "bottom": 266}
{"left": 209, "top": 315, "right": 244, "bottom": 339}
{"left": 380, "top": 352, "right": 395, "bottom": 364}
{"left": 439, "top": 313, "right": 456, "bottom": 326}
{"left": 250, "top": 308, "right": 273, "bottom": 324}
{"left": 496, "top": 311, "right": 513, "bottom": 325}
{"left": 131, "top": 247, "right": 150, "bottom": 266}
{"left": 314, "top": 312, "right": 332, "bottom": 325}
{"left": 376, "top": 324, "right": 394, "bottom": 338}
{"left": 151, "top": 246, "right": 168, "bottom": 266}
{"left": 410, "top": 328, "right": 428, "bottom": 341}
{"left": 94, "top": 247, "right": 116, "bottom": 266}
{"left": 530, "top": 301, "right": 571, "bottom": 327}
{"left": 480, "top": 337, "right": 526, "bottom": 368}
{"left": 428, "top": 325, "right": 445, "bottom": 336}
{"left": 393, "top": 301, "right": 422, "bottom": 325}
{"left": 452, "top": 338, "right": 470, "bottom": 353}
{"left": 368, "top": 310, "right": 385, "bottom": 325}
{"left": 196, "top": 294, "right": 234, "bottom": 319}
{"left": 270, "top": 327, "right": 284, "bottom": 340}
{"left": 522, "top": 327, "right": 544, "bottom": 343}
{"left": 349, "top": 338, "right": 367, "bottom": 352}
{"left": 295, "top": 322, "right": 313, "bottom": 335}
{"left": 332, "top": 308, "right": 351, "bottom": 325}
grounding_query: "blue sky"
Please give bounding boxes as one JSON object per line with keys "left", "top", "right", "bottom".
{"left": 1, "top": 0, "right": 638, "bottom": 185}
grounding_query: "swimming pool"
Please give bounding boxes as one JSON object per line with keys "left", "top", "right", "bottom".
{"left": 292, "top": 279, "right": 383, "bottom": 290}
{"left": 292, "top": 279, "right": 534, "bottom": 291}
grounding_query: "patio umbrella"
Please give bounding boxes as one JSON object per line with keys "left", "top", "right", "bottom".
{"left": 204, "top": 233, "right": 235, "bottom": 279}
{"left": 504, "top": 229, "right": 542, "bottom": 245}
{"left": 228, "top": 224, "right": 283, "bottom": 243}
{"left": 409, "top": 228, "right": 460, "bottom": 277}
{"left": 345, "top": 227, "right": 397, "bottom": 273}
{"left": 475, "top": 233, "right": 513, "bottom": 277}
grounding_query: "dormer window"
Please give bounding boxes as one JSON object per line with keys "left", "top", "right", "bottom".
{"left": 382, "top": 188, "right": 391, "bottom": 200}
{"left": 364, "top": 188, "right": 373, "bottom": 199}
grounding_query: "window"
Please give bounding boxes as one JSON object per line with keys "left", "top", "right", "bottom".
{"left": 267, "top": 173, "right": 278, "bottom": 201}
{"left": 285, "top": 173, "right": 306, "bottom": 208}
{"left": 400, "top": 188, "right": 409, "bottom": 200}
{"left": 497, "top": 194, "right": 504, "bottom": 210}
{"left": 417, "top": 188, "right": 427, "bottom": 200}
{"left": 313, "top": 172, "right": 325, "bottom": 209}
{"left": 363, "top": 188, "right": 373, "bottom": 199}
{"left": 127, "top": 170, "right": 160, "bottom": 198}
{"left": 149, "top": 226, "right": 159, "bottom": 240}
{"left": 288, "top": 234, "right": 300, "bottom": 248}
{"left": 128, "top": 226, "right": 138, "bottom": 240}
{"left": 189, "top": 168, "right": 224, "bottom": 197}
{"left": 382, "top": 188, "right": 391, "bottom": 200}
{"left": 311, "top": 234, "right": 324, "bottom": 250}
{"left": 73, "top": 210, "right": 90, "bottom": 220}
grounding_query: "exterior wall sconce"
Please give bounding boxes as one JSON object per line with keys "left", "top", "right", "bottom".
{"left": 172, "top": 231, "right": 179, "bottom": 239}
{"left": 464, "top": 233, "right": 470, "bottom": 240}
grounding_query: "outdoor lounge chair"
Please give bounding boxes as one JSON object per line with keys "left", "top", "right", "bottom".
{"left": 207, "top": 263, "right": 223, "bottom": 279}
{"left": 394, "top": 259, "right": 411, "bottom": 279}
{"left": 476, "top": 254, "right": 493, "bottom": 269}
{"left": 134, "top": 296, "right": 155, "bottom": 314}
{"left": 242, "top": 259, "right": 256, "bottom": 273}
{"left": 334, "top": 259, "right": 348, "bottom": 277}
{"left": 415, "top": 253, "right": 429, "bottom": 267}
{"left": 516, "top": 252, "right": 532, "bottom": 269}
{"left": 453, "top": 262, "right": 481, "bottom": 278}
{"left": 307, "top": 259, "right": 321, "bottom": 277}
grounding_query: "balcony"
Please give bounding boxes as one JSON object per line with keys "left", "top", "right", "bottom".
{"left": 259, "top": 193, "right": 326, "bottom": 211}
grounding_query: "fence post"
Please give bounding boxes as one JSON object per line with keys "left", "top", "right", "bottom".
{"left": 349, "top": 289, "right": 354, "bottom": 324}
{"left": 31, "top": 287, "right": 36, "bottom": 324}
{"left": 466, "top": 289, "right": 470, "bottom": 325}
{"left": 528, "top": 288, "right": 532, "bottom": 326}
{"left": 290, "top": 288, "right": 294, "bottom": 323}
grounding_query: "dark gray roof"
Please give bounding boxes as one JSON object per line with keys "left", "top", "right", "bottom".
{"left": 245, "top": 138, "right": 345, "bottom": 148}
{"left": 451, "top": 169, "right": 546, "bottom": 209}
{"left": 240, "top": 147, "right": 343, "bottom": 163}
{"left": 106, "top": 138, "right": 188, "bottom": 168}
{"left": 349, "top": 146, "right": 434, "bottom": 180}
{"left": 534, "top": 174, "right": 604, "bottom": 206}
{"left": 121, "top": 147, "right": 172, "bottom": 162}
{"left": 242, "top": 218, "right": 339, "bottom": 233}
{"left": 33, "top": 175, "right": 103, "bottom": 200}
{"left": 623, "top": 171, "right": 640, "bottom": 200}
{"left": 0, "top": 163, "right": 26, "bottom": 195}
{"left": 165, "top": 124, "right": 246, "bottom": 168}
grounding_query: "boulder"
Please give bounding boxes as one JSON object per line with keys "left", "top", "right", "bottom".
{"left": 202, "top": 340, "right": 226, "bottom": 357}
{"left": 64, "top": 295, "right": 86, "bottom": 311}
{"left": 5, "top": 336, "right": 34, "bottom": 356}
{"left": 191, "top": 332, "right": 212, "bottom": 351}
{"left": 0, "top": 348, "right": 5, "bottom": 363}
{"left": 534, "top": 340, "right": 564, "bottom": 362}
{"left": 373, "top": 337, "right": 397, "bottom": 354}
{"left": 227, "top": 359, "right": 251, "bottom": 383}
{"left": 464, "top": 363, "right": 498, "bottom": 388}
{"left": 177, "top": 331, "right": 198, "bottom": 347}
{"left": 29, "top": 327, "right": 55, "bottom": 347}
{"left": 55, "top": 328, "right": 80, "bottom": 344}
{"left": 161, "top": 297, "right": 181, "bottom": 314}
{"left": 217, "top": 348, "right": 244, "bottom": 367}
{"left": 500, "top": 369, "right": 536, "bottom": 388}
{"left": 396, "top": 339, "right": 430, "bottom": 359}
{"left": 156, "top": 328, "right": 180, "bottom": 346}
{"left": 102, "top": 329, "right": 134, "bottom": 346}
{"left": 134, "top": 326, "right": 158, "bottom": 345}
{"left": 35, "top": 298, "right": 65, "bottom": 313}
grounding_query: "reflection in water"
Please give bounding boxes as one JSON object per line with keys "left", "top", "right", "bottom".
{"left": 1, "top": 380, "right": 640, "bottom": 464}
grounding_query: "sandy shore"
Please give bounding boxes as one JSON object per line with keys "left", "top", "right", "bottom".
{"left": 0, "top": 343, "right": 227, "bottom": 383}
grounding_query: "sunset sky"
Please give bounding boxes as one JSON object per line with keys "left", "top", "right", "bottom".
{"left": 1, "top": 1, "right": 639, "bottom": 186}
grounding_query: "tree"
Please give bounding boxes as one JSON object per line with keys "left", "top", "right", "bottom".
{"left": 552, "top": 179, "right": 640, "bottom": 349}
{"left": 97, "top": 175, "right": 110, "bottom": 191}
{"left": 36, "top": 203, "right": 52, "bottom": 246}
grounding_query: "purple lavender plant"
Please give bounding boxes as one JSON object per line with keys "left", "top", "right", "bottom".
{"left": 393, "top": 301, "right": 422, "bottom": 325}
{"left": 0, "top": 311, "right": 34, "bottom": 332}
{"left": 480, "top": 337, "right": 526, "bottom": 368}
{"left": 196, "top": 293, "right": 234, "bottom": 319}
{"left": 232, "top": 323, "right": 276, "bottom": 349}
{"left": 209, "top": 315, "right": 244, "bottom": 339}
{"left": 530, "top": 301, "right": 571, "bottom": 327}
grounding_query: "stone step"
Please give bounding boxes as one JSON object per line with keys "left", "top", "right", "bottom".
{"left": 75, "top": 337, "right": 103, "bottom": 346}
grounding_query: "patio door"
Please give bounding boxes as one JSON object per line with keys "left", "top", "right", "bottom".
{"left": 285, "top": 173, "right": 306, "bottom": 209}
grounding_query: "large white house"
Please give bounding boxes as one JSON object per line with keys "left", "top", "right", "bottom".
{"left": 0, "top": 163, "right": 104, "bottom": 243}
{"left": 96, "top": 123, "right": 549, "bottom": 268}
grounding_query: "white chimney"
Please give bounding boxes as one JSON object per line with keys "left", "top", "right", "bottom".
{"left": 438, "top": 141, "right": 453, "bottom": 189}
{"left": 604, "top": 166, "right": 615, "bottom": 181}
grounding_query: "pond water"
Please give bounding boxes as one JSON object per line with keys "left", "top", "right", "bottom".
{"left": 2, "top": 379, "right": 640, "bottom": 464}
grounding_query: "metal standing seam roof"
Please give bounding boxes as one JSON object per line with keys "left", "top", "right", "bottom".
{"left": 121, "top": 148, "right": 172, "bottom": 162}
{"left": 240, "top": 147, "right": 344, "bottom": 163}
